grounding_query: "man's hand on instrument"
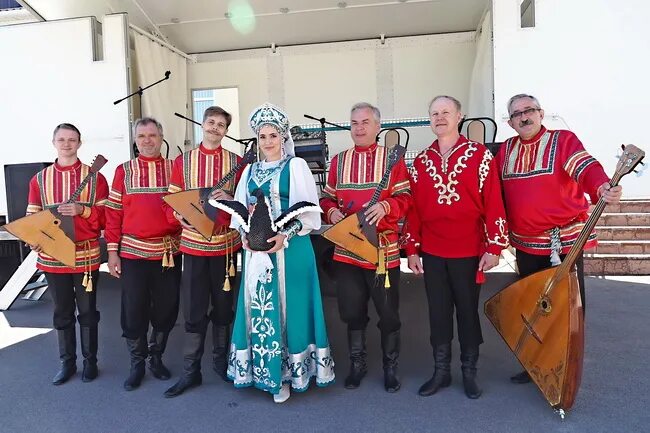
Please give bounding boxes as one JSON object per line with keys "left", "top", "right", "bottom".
{"left": 174, "top": 211, "right": 195, "bottom": 230}
{"left": 107, "top": 251, "right": 121, "bottom": 279}
{"left": 58, "top": 203, "right": 84, "bottom": 216}
{"left": 209, "top": 189, "right": 233, "bottom": 201}
{"left": 364, "top": 202, "right": 387, "bottom": 226}
{"left": 264, "top": 233, "right": 287, "bottom": 253}
{"left": 330, "top": 209, "right": 345, "bottom": 224}
{"left": 479, "top": 252, "right": 500, "bottom": 272}
{"left": 598, "top": 182, "right": 623, "bottom": 204}
{"left": 407, "top": 254, "right": 424, "bottom": 275}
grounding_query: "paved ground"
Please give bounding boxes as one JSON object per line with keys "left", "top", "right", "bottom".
{"left": 1, "top": 270, "right": 648, "bottom": 433}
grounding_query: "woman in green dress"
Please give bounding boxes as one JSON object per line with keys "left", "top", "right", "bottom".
{"left": 221, "top": 103, "right": 335, "bottom": 403}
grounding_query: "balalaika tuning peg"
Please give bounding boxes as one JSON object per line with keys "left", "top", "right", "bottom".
{"left": 634, "top": 161, "right": 647, "bottom": 177}
{"left": 615, "top": 147, "right": 624, "bottom": 159}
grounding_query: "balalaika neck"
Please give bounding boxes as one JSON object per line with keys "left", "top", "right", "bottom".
{"left": 67, "top": 169, "right": 95, "bottom": 204}
{"left": 553, "top": 173, "right": 622, "bottom": 279}
{"left": 209, "top": 152, "right": 252, "bottom": 194}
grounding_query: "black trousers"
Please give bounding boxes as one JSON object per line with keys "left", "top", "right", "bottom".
{"left": 516, "top": 249, "right": 586, "bottom": 313}
{"left": 421, "top": 254, "right": 483, "bottom": 349}
{"left": 120, "top": 257, "right": 182, "bottom": 339}
{"left": 335, "top": 262, "right": 401, "bottom": 333}
{"left": 181, "top": 254, "right": 236, "bottom": 334}
{"left": 45, "top": 271, "right": 100, "bottom": 330}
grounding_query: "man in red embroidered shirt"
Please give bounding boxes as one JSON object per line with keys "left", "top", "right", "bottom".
{"left": 320, "top": 102, "right": 412, "bottom": 393}
{"left": 496, "top": 94, "right": 622, "bottom": 384}
{"left": 402, "top": 95, "right": 509, "bottom": 399}
{"left": 26, "top": 123, "right": 108, "bottom": 385}
{"left": 105, "top": 117, "right": 182, "bottom": 391}
{"left": 163, "top": 106, "right": 243, "bottom": 398}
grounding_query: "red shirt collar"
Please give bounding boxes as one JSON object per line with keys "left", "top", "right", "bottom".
{"left": 354, "top": 142, "right": 378, "bottom": 153}
{"left": 520, "top": 126, "right": 547, "bottom": 144}
{"left": 199, "top": 142, "right": 222, "bottom": 155}
{"left": 429, "top": 134, "right": 468, "bottom": 153}
{"left": 137, "top": 154, "right": 163, "bottom": 162}
{"left": 54, "top": 159, "right": 81, "bottom": 172}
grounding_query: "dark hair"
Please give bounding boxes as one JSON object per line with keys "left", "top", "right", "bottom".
{"left": 203, "top": 106, "right": 232, "bottom": 127}
{"left": 53, "top": 123, "right": 81, "bottom": 140}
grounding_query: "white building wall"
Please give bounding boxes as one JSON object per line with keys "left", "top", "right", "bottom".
{"left": 492, "top": 0, "right": 650, "bottom": 197}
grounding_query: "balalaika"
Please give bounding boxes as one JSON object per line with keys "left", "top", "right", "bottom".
{"left": 163, "top": 143, "right": 256, "bottom": 240}
{"left": 1, "top": 155, "right": 108, "bottom": 267}
{"left": 321, "top": 134, "right": 407, "bottom": 265}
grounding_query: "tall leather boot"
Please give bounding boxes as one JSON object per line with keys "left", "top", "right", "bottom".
{"left": 80, "top": 325, "right": 98, "bottom": 382}
{"left": 52, "top": 328, "right": 77, "bottom": 385}
{"left": 212, "top": 324, "right": 230, "bottom": 382}
{"left": 381, "top": 330, "right": 401, "bottom": 393}
{"left": 461, "top": 346, "right": 482, "bottom": 399}
{"left": 418, "top": 343, "right": 452, "bottom": 396}
{"left": 124, "top": 335, "right": 147, "bottom": 391}
{"left": 344, "top": 329, "right": 367, "bottom": 389}
{"left": 164, "top": 332, "right": 204, "bottom": 398}
{"left": 148, "top": 331, "right": 171, "bottom": 380}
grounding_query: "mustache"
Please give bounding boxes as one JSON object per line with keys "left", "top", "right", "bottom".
{"left": 519, "top": 119, "right": 533, "bottom": 127}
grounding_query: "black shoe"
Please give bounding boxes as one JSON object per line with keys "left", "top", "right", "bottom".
{"left": 82, "top": 360, "right": 98, "bottom": 382}
{"left": 148, "top": 331, "right": 171, "bottom": 380}
{"left": 53, "top": 362, "right": 77, "bottom": 385}
{"left": 52, "top": 328, "right": 77, "bottom": 385}
{"left": 418, "top": 343, "right": 452, "bottom": 397}
{"left": 80, "top": 326, "right": 99, "bottom": 383}
{"left": 212, "top": 325, "right": 230, "bottom": 382}
{"left": 510, "top": 370, "right": 531, "bottom": 384}
{"left": 344, "top": 329, "right": 367, "bottom": 389}
{"left": 461, "top": 346, "right": 482, "bottom": 399}
{"left": 163, "top": 373, "right": 202, "bottom": 398}
{"left": 381, "top": 331, "right": 401, "bottom": 393}
{"left": 124, "top": 336, "right": 147, "bottom": 391}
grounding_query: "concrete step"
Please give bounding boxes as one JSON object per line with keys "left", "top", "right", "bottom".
{"left": 584, "top": 254, "right": 650, "bottom": 275}
{"left": 595, "top": 226, "right": 650, "bottom": 241}
{"left": 597, "top": 213, "right": 650, "bottom": 226}
{"left": 590, "top": 199, "right": 650, "bottom": 213}
{"left": 592, "top": 240, "right": 650, "bottom": 254}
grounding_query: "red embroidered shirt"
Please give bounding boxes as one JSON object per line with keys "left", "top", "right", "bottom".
{"left": 165, "top": 143, "right": 243, "bottom": 256}
{"left": 402, "top": 135, "right": 509, "bottom": 258}
{"left": 496, "top": 127, "right": 609, "bottom": 255}
{"left": 320, "top": 142, "right": 412, "bottom": 270}
{"left": 105, "top": 155, "right": 181, "bottom": 260}
{"left": 26, "top": 159, "right": 109, "bottom": 273}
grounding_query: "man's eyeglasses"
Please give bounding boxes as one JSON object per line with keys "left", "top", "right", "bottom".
{"left": 509, "top": 107, "right": 541, "bottom": 120}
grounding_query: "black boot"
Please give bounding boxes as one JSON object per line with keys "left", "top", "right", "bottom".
{"left": 381, "top": 331, "right": 401, "bottom": 393}
{"left": 418, "top": 343, "right": 452, "bottom": 396}
{"left": 461, "top": 346, "right": 482, "bottom": 399}
{"left": 148, "top": 331, "right": 171, "bottom": 380}
{"left": 80, "top": 325, "right": 98, "bottom": 382}
{"left": 164, "top": 333, "right": 204, "bottom": 398}
{"left": 52, "top": 328, "right": 77, "bottom": 385}
{"left": 212, "top": 324, "right": 230, "bottom": 381}
{"left": 124, "top": 336, "right": 147, "bottom": 391}
{"left": 344, "top": 329, "right": 367, "bottom": 389}
{"left": 510, "top": 370, "right": 531, "bottom": 384}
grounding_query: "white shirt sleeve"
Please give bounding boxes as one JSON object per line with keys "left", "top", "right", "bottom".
{"left": 288, "top": 157, "right": 322, "bottom": 235}
{"left": 229, "top": 164, "right": 252, "bottom": 232}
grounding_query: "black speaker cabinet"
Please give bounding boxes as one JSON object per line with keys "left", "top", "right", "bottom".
{"left": 4, "top": 162, "right": 52, "bottom": 223}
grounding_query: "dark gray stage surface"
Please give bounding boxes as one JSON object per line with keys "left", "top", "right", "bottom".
{"left": 1, "top": 272, "right": 648, "bottom": 433}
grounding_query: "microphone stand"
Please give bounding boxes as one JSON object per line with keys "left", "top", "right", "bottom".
{"left": 304, "top": 114, "right": 351, "bottom": 131}
{"left": 114, "top": 70, "right": 171, "bottom": 105}
{"left": 173, "top": 112, "right": 256, "bottom": 147}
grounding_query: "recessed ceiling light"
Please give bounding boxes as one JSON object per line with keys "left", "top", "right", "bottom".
{"left": 337, "top": 2, "right": 347, "bottom": 8}
{"left": 170, "top": 17, "right": 180, "bottom": 24}
{"left": 279, "top": 7, "right": 289, "bottom": 13}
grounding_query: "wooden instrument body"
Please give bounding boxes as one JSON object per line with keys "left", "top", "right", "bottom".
{"left": 162, "top": 187, "right": 216, "bottom": 240}
{"left": 321, "top": 210, "right": 378, "bottom": 265}
{"left": 485, "top": 266, "right": 584, "bottom": 410}
{"left": 3, "top": 209, "right": 77, "bottom": 267}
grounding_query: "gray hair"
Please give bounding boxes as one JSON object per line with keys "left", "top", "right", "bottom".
{"left": 133, "top": 117, "right": 163, "bottom": 137}
{"left": 507, "top": 94, "right": 541, "bottom": 115}
{"left": 351, "top": 102, "right": 381, "bottom": 122}
{"left": 428, "top": 95, "right": 462, "bottom": 113}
